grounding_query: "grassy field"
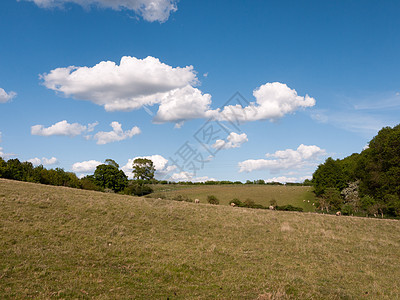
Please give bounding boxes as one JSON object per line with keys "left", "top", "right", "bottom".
{"left": 151, "top": 184, "right": 317, "bottom": 212}
{"left": 1, "top": 178, "right": 400, "bottom": 299}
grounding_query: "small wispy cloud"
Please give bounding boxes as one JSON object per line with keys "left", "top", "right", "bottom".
{"left": 0, "top": 88, "right": 17, "bottom": 103}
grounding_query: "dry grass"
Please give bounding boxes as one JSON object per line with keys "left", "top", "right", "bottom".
{"left": 1, "top": 178, "right": 400, "bottom": 299}
{"left": 152, "top": 184, "right": 316, "bottom": 211}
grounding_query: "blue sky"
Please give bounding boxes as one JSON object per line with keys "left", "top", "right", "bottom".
{"left": 1, "top": 0, "right": 399, "bottom": 182}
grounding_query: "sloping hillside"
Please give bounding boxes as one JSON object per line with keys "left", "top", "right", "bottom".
{"left": 1, "top": 179, "right": 399, "bottom": 299}
{"left": 152, "top": 184, "right": 316, "bottom": 211}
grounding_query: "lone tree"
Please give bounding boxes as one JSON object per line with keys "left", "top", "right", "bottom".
{"left": 93, "top": 159, "right": 128, "bottom": 192}
{"left": 132, "top": 158, "right": 155, "bottom": 181}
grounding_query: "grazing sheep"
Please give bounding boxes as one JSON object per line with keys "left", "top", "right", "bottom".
{"left": 307, "top": 200, "right": 310, "bottom": 203}
{"left": 269, "top": 205, "right": 274, "bottom": 210}
{"left": 303, "top": 199, "right": 305, "bottom": 202}
{"left": 230, "top": 202, "right": 236, "bottom": 207}
{"left": 194, "top": 199, "right": 200, "bottom": 204}
{"left": 336, "top": 211, "right": 341, "bottom": 216}
{"left": 312, "top": 203, "right": 315, "bottom": 206}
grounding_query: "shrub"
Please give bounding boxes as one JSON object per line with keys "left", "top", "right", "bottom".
{"left": 341, "top": 203, "right": 354, "bottom": 215}
{"left": 173, "top": 195, "right": 185, "bottom": 201}
{"left": 230, "top": 198, "right": 242, "bottom": 206}
{"left": 276, "top": 205, "right": 303, "bottom": 212}
{"left": 244, "top": 198, "right": 255, "bottom": 207}
{"left": 207, "top": 195, "right": 219, "bottom": 205}
{"left": 80, "top": 177, "right": 102, "bottom": 191}
{"left": 124, "top": 183, "right": 153, "bottom": 196}
{"left": 173, "top": 195, "right": 193, "bottom": 202}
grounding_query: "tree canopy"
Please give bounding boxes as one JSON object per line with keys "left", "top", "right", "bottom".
{"left": 312, "top": 124, "right": 400, "bottom": 217}
{"left": 93, "top": 160, "right": 128, "bottom": 192}
{"left": 132, "top": 158, "right": 155, "bottom": 181}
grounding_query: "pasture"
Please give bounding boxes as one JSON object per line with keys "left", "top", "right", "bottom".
{"left": 152, "top": 184, "right": 316, "bottom": 212}
{"left": 1, "top": 179, "right": 400, "bottom": 299}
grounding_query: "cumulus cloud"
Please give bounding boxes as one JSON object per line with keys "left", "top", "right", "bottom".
{"left": 92, "top": 122, "right": 141, "bottom": 145}
{"left": 31, "top": 120, "right": 97, "bottom": 137}
{"left": 0, "top": 88, "right": 17, "bottom": 103}
{"left": 212, "top": 132, "right": 248, "bottom": 150}
{"left": 41, "top": 56, "right": 200, "bottom": 113}
{"left": 42, "top": 56, "right": 315, "bottom": 126}
{"left": 153, "top": 85, "right": 213, "bottom": 124}
{"left": 71, "top": 160, "right": 102, "bottom": 173}
{"left": 121, "top": 154, "right": 176, "bottom": 179}
{"left": 239, "top": 144, "right": 326, "bottom": 173}
{"left": 28, "top": 157, "right": 58, "bottom": 166}
{"left": 23, "top": 0, "right": 178, "bottom": 22}
{"left": 216, "top": 82, "right": 315, "bottom": 123}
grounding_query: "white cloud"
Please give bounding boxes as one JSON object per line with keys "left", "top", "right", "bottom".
{"left": 23, "top": 0, "right": 178, "bottom": 22}
{"left": 28, "top": 157, "right": 58, "bottom": 166}
{"left": 212, "top": 132, "right": 248, "bottom": 150}
{"left": 266, "top": 176, "right": 298, "bottom": 183}
{"left": 0, "top": 147, "right": 15, "bottom": 159}
{"left": 43, "top": 157, "right": 58, "bottom": 165}
{"left": 93, "top": 122, "right": 141, "bottom": 145}
{"left": 122, "top": 154, "right": 176, "bottom": 179}
{"left": 42, "top": 56, "right": 315, "bottom": 126}
{"left": 239, "top": 144, "right": 326, "bottom": 173}
{"left": 71, "top": 160, "right": 102, "bottom": 173}
{"left": 265, "top": 175, "right": 312, "bottom": 183}
{"left": 0, "top": 88, "right": 17, "bottom": 103}
{"left": 216, "top": 82, "right": 315, "bottom": 123}
{"left": 169, "top": 171, "right": 216, "bottom": 183}
{"left": 153, "top": 85, "right": 212, "bottom": 124}
{"left": 31, "top": 120, "right": 97, "bottom": 137}
{"left": 41, "top": 56, "right": 199, "bottom": 113}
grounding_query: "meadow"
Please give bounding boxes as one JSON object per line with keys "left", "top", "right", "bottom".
{"left": 152, "top": 184, "right": 317, "bottom": 212}
{"left": 1, "top": 178, "right": 400, "bottom": 299}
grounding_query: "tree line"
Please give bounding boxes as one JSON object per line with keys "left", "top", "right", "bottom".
{"left": 0, "top": 157, "right": 156, "bottom": 196}
{"left": 312, "top": 124, "right": 400, "bottom": 218}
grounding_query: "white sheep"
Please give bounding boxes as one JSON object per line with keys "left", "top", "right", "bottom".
{"left": 230, "top": 202, "right": 236, "bottom": 207}
{"left": 194, "top": 199, "right": 200, "bottom": 204}
{"left": 269, "top": 205, "right": 274, "bottom": 210}
{"left": 336, "top": 211, "right": 341, "bottom": 216}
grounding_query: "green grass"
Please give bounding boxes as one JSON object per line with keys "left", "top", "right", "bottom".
{"left": 1, "top": 178, "right": 400, "bottom": 299}
{"left": 151, "top": 184, "right": 316, "bottom": 212}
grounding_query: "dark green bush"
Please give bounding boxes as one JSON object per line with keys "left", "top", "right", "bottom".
{"left": 207, "top": 195, "right": 219, "bottom": 205}
{"left": 230, "top": 198, "right": 242, "bottom": 206}
{"left": 124, "top": 183, "right": 153, "bottom": 196}
{"left": 276, "top": 205, "right": 303, "bottom": 212}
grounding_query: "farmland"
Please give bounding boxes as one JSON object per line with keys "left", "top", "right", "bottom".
{"left": 1, "top": 178, "right": 400, "bottom": 299}
{"left": 152, "top": 184, "right": 316, "bottom": 212}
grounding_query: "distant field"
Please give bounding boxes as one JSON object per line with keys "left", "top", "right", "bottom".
{"left": 1, "top": 179, "right": 400, "bottom": 299}
{"left": 151, "top": 184, "right": 317, "bottom": 212}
